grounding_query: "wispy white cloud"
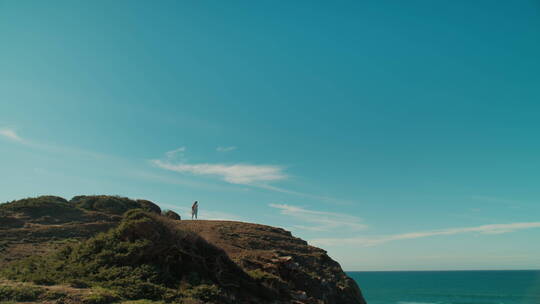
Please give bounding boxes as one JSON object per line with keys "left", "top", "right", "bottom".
{"left": 217, "top": 146, "right": 237, "bottom": 152}
{"left": 152, "top": 150, "right": 350, "bottom": 203}
{"left": 165, "top": 147, "right": 186, "bottom": 159}
{"left": 471, "top": 195, "right": 521, "bottom": 204}
{"left": 0, "top": 128, "right": 24, "bottom": 142}
{"left": 260, "top": 184, "right": 352, "bottom": 205}
{"left": 311, "top": 222, "right": 540, "bottom": 247}
{"left": 0, "top": 127, "right": 110, "bottom": 160}
{"left": 471, "top": 195, "right": 525, "bottom": 209}
{"left": 269, "top": 203, "right": 367, "bottom": 231}
{"left": 152, "top": 150, "right": 348, "bottom": 203}
{"left": 130, "top": 170, "right": 235, "bottom": 191}
{"left": 152, "top": 159, "right": 287, "bottom": 185}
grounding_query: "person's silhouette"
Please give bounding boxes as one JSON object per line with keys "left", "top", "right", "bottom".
{"left": 191, "top": 201, "right": 198, "bottom": 219}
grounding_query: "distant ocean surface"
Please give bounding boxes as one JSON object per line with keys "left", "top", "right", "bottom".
{"left": 348, "top": 270, "right": 540, "bottom": 304}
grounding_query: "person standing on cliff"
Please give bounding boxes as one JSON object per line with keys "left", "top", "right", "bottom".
{"left": 191, "top": 201, "right": 198, "bottom": 220}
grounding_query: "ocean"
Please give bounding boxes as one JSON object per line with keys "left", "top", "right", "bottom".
{"left": 348, "top": 270, "right": 540, "bottom": 304}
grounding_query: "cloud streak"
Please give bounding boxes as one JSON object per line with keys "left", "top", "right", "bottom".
{"left": 0, "top": 127, "right": 109, "bottom": 160}
{"left": 165, "top": 147, "right": 186, "bottom": 159}
{"left": 217, "top": 146, "right": 237, "bottom": 152}
{"left": 0, "top": 128, "right": 23, "bottom": 142}
{"left": 269, "top": 203, "right": 367, "bottom": 231}
{"left": 311, "top": 222, "right": 540, "bottom": 247}
{"left": 260, "top": 184, "right": 352, "bottom": 205}
{"left": 152, "top": 150, "right": 349, "bottom": 203}
{"left": 152, "top": 159, "right": 287, "bottom": 185}
{"left": 152, "top": 150, "right": 347, "bottom": 203}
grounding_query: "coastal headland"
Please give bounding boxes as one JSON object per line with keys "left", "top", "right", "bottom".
{"left": 0, "top": 195, "right": 366, "bottom": 304}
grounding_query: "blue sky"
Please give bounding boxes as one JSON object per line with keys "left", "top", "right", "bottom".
{"left": 1, "top": 0, "right": 539, "bottom": 270}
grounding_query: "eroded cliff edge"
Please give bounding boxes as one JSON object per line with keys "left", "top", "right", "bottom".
{"left": 0, "top": 195, "right": 366, "bottom": 304}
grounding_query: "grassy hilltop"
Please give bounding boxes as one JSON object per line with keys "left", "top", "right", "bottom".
{"left": 0, "top": 195, "right": 365, "bottom": 304}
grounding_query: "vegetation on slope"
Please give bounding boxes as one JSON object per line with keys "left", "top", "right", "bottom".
{"left": 162, "top": 210, "right": 181, "bottom": 220}
{"left": 71, "top": 196, "right": 161, "bottom": 215}
{"left": 0, "top": 196, "right": 84, "bottom": 227}
{"left": 0, "top": 195, "right": 161, "bottom": 229}
{"left": 0, "top": 195, "right": 365, "bottom": 304}
{"left": 1, "top": 209, "right": 269, "bottom": 303}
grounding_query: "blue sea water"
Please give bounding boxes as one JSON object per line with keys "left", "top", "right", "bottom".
{"left": 348, "top": 271, "right": 540, "bottom": 304}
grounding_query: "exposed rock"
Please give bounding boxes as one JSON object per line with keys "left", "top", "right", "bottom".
{"left": 179, "top": 220, "right": 366, "bottom": 304}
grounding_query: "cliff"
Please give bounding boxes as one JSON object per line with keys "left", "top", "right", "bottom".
{"left": 0, "top": 195, "right": 366, "bottom": 304}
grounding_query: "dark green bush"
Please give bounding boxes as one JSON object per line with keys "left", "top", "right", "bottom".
{"left": 247, "top": 269, "right": 281, "bottom": 281}
{"left": 42, "top": 290, "right": 67, "bottom": 300}
{"left": 82, "top": 288, "right": 120, "bottom": 304}
{"left": 0, "top": 210, "right": 254, "bottom": 303}
{"left": 0, "top": 196, "right": 82, "bottom": 220}
{"left": 0, "top": 285, "right": 45, "bottom": 301}
{"left": 180, "top": 285, "right": 221, "bottom": 302}
{"left": 120, "top": 300, "right": 165, "bottom": 304}
{"left": 136, "top": 200, "right": 161, "bottom": 214}
{"left": 69, "top": 279, "right": 90, "bottom": 288}
{"left": 162, "top": 210, "right": 181, "bottom": 220}
{"left": 70, "top": 196, "right": 161, "bottom": 215}
{"left": 32, "top": 278, "right": 56, "bottom": 285}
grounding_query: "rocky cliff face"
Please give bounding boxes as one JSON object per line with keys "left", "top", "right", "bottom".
{"left": 179, "top": 220, "right": 365, "bottom": 304}
{"left": 0, "top": 195, "right": 366, "bottom": 304}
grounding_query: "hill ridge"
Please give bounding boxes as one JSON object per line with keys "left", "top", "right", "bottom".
{"left": 0, "top": 195, "right": 366, "bottom": 304}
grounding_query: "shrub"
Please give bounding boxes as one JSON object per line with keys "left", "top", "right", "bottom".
{"left": 42, "top": 290, "right": 67, "bottom": 300}
{"left": 32, "top": 277, "right": 56, "bottom": 285}
{"left": 0, "top": 210, "right": 254, "bottom": 303}
{"left": 69, "top": 279, "right": 90, "bottom": 288}
{"left": 186, "top": 272, "right": 201, "bottom": 286}
{"left": 162, "top": 210, "right": 181, "bottom": 220}
{"left": 82, "top": 288, "right": 120, "bottom": 304}
{"left": 0, "top": 196, "right": 82, "bottom": 220}
{"left": 180, "top": 285, "right": 221, "bottom": 302}
{"left": 120, "top": 300, "right": 165, "bottom": 304}
{"left": 247, "top": 269, "right": 280, "bottom": 281}
{"left": 71, "top": 196, "right": 161, "bottom": 215}
{"left": 0, "top": 285, "right": 45, "bottom": 301}
{"left": 1, "top": 211, "right": 175, "bottom": 300}
{"left": 136, "top": 200, "right": 161, "bottom": 214}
